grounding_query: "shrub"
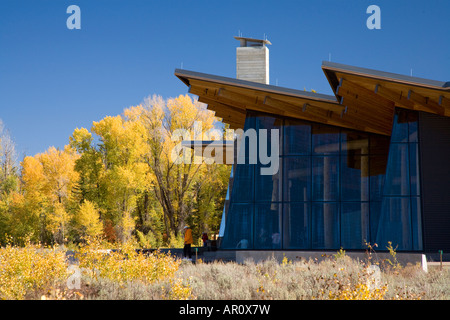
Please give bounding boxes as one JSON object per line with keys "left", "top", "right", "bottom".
{"left": 0, "top": 242, "right": 68, "bottom": 300}
{"left": 75, "top": 237, "right": 193, "bottom": 299}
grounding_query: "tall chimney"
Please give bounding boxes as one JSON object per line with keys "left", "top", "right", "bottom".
{"left": 234, "top": 36, "right": 271, "bottom": 85}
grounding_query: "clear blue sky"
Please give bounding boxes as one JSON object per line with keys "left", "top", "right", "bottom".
{"left": 0, "top": 0, "right": 449, "bottom": 158}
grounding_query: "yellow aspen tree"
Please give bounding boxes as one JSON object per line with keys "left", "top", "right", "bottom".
{"left": 128, "top": 94, "right": 219, "bottom": 240}
{"left": 21, "top": 146, "right": 79, "bottom": 243}
{"left": 76, "top": 200, "right": 103, "bottom": 239}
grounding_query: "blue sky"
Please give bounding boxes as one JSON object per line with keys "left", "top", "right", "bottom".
{"left": 0, "top": 0, "right": 449, "bottom": 158}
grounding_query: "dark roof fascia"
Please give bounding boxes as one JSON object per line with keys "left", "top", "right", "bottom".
{"left": 174, "top": 68, "right": 339, "bottom": 104}
{"left": 322, "top": 61, "right": 450, "bottom": 92}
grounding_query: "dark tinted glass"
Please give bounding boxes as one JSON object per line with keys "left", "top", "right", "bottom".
{"left": 383, "top": 144, "right": 410, "bottom": 196}
{"left": 232, "top": 163, "right": 254, "bottom": 203}
{"left": 254, "top": 204, "right": 282, "bottom": 249}
{"left": 284, "top": 119, "right": 311, "bottom": 155}
{"left": 341, "top": 131, "right": 369, "bottom": 155}
{"left": 312, "top": 156, "right": 339, "bottom": 201}
{"left": 283, "top": 203, "right": 310, "bottom": 249}
{"left": 341, "top": 202, "right": 369, "bottom": 249}
{"left": 284, "top": 157, "right": 310, "bottom": 202}
{"left": 312, "top": 124, "right": 340, "bottom": 155}
{"left": 311, "top": 202, "right": 339, "bottom": 249}
{"left": 255, "top": 162, "right": 280, "bottom": 202}
{"left": 375, "top": 197, "right": 412, "bottom": 250}
{"left": 221, "top": 203, "right": 253, "bottom": 249}
{"left": 341, "top": 155, "right": 369, "bottom": 201}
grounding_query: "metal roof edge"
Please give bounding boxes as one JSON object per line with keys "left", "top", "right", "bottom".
{"left": 321, "top": 61, "right": 449, "bottom": 90}
{"left": 174, "top": 68, "right": 339, "bottom": 103}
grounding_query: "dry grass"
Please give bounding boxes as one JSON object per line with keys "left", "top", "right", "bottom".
{"left": 178, "top": 256, "right": 450, "bottom": 300}
{"left": 1, "top": 241, "right": 449, "bottom": 300}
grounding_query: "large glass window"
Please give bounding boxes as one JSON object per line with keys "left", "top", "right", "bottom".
{"left": 231, "top": 164, "right": 254, "bottom": 203}
{"left": 341, "top": 202, "right": 369, "bottom": 249}
{"left": 254, "top": 204, "right": 282, "bottom": 249}
{"left": 284, "top": 119, "right": 311, "bottom": 155}
{"left": 375, "top": 197, "right": 412, "bottom": 250}
{"left": 283, "top": 203, "right": 310, "bottom": 249}
{"left": 311, "top": 202, "right": 340, "bottom": 249}
{"left": 284, "top": 157, "right": 310, "bottom": 202}
{"left": 383, "top": 143, "right": 410, "bottom": 196}
{"left": 221, "top": 203, "right": 253, "bottom": 249}
{"left": 341, "top": 155, "right": 369, "bottom": 201}
{"left": 312, "top": 156, "right": 339, "bottom": 201}
{"left": 313, "top": 125, "right": 340, "bottom": 155}
{"left": 222, "top": 109, "right": 422, "bottom": 251}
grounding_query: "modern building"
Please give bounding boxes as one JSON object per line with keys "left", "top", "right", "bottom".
{"left": 175, "top": 37, "right": 450, "bottom": 255}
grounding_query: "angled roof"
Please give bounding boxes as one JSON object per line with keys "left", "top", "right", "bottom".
{"left": 322, "top": 61, "right": 450, "bottom": 119}
{"left": 175, "top": 69, "right": 337, "bottom": 102}
{"left": 175, "top": 62, "right": 450, "bottom": 136}
{"left": 322, "top": 61, "right": 450, "bottom": 90}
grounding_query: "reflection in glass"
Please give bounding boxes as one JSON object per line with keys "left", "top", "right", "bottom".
{"left": 283, "top": 203, "right": 310, "bottom": 249}
{"left": 312, "top": 124, "right": 340, "bottom": 155}
{"left": 256, "top": 162, "right": 280, "bottom": 202}
{"left": 284, "top": 157, "right": 310, "bottom": 202}
{"left": 312, "top": 202, "right": 339, "bottom": 249}
{"left": 369, "top": 134, "right": 390, "bottom": 155}
{"left": 369, "top": 155, "right": 388, "bottom": 201}
{"left": 409, "top": 143, "right": 420, "bottom": 196}
{"left": 284, "top": 119, "right": 311, "bottom": 155}
{"left": 369, "top": 201, "right": 382, "bottom": 244}
{"left": 408, "top": 113, "right": 418, "bottom": 142}
{"left": 341, "top": 131, "right": 369, "bottom": 155}
{"left": 375, "top": 197, "right": 412, "bottom": 250}
{"left": 222, "top": 109, "right": 422, "bottom": 251}
{"left": 312, "top": 156, "right": 339, "bottom": 201}
{"left": 411, "top": 196, "right": 422, "bottom": 251}
{"left": 391, "top": 110, "right": 409, "bottom": 143}
{"left": 341, "top": 155, "right": 369, "bottom": 201}
{"left": 256, "top": 115, "right": 282, "bottom": 157}
{"left": 255, "top": 204, "right": 282, "bottom": 249}
{"left": 341, "top": 202, "right": 369, "bottom": 249}
{"left": 232, "top": 164, "right": 254, "bottom": 203}
{"left": 384, "top": 144, "right": 410, "bottom": 196}
{"left": 221, "top": 203, "right": 253, "bottom": 249}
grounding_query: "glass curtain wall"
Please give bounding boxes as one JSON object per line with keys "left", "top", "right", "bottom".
{"left": 221, "top": 109, "right": 422, "bottom": 251}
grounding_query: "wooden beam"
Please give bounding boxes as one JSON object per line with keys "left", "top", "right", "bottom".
{"left": 263, "top": 95, "right": 345, "bottom": 115}
{"left": 337, "top": 78, "right": 395, "bottom": 112}
{"left": 189, "top": 81, "right": 391, "bottom": 135}
{"left": 408, "top": 90, "right": 445, "bottom": 115}
{"left": 217, "top": 88, "right": 260, "bottom": 107}
{"left": 196, "top": 96, "right": 246, "bottom": 129}
{"left": 374, "top": 84, "right": 416, "bottom": 110}
{"left": 339, "top": 94, "right": 393, "bottom": 131}
{"left": 439, "top": 96, "right": 450, "bottom": 116}
{"left": 198, "top": 96, "right": 246, "bottom": 117}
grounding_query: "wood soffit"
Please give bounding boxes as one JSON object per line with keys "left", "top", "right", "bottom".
{"left": 175, "top": 64, "right": 450, "bottom": 136}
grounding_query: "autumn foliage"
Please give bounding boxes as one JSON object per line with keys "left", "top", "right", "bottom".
{"left": 0, "top": 95, "right": 230, "bottom": 247}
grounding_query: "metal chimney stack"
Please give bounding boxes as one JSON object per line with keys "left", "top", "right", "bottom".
{"left": 234, "top": 36, "right": 271, "bottom": 85}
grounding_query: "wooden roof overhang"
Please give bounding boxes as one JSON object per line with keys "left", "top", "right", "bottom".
{"left": 175, "top": 69, "right": 392, "bottom": 136}
{"left": 175, "top": 63, "right": 449, "bottom": 137}
{"left": 322, "top": 61, "right": 450, "bottom": 122}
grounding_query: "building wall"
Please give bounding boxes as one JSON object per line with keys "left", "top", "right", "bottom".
{"left": 220, "top": 109, "right": 423, "bottom": 251}
{"left": 236, "top": 46, "right": 269, "bottom": 84}
{"left": 419, "top": 112, "right": 450, "bottom": 252}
